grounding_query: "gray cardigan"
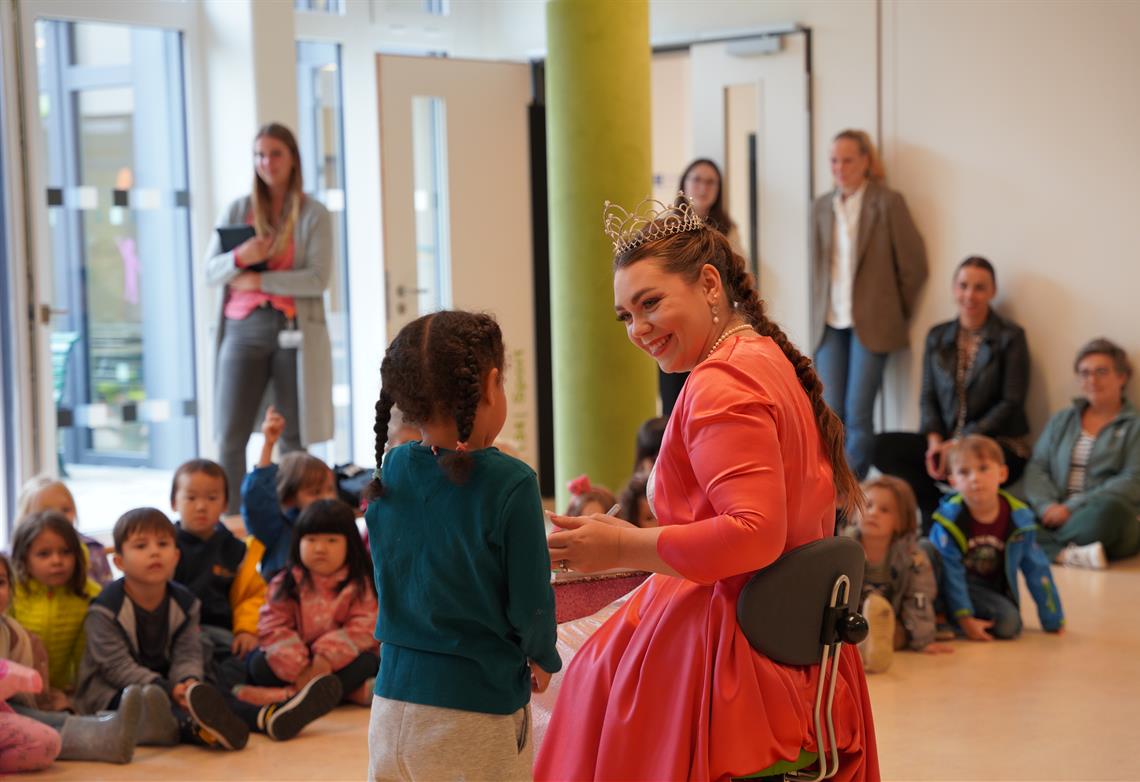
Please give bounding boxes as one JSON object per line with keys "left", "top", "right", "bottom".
{"left": 204, "top": 195, "right": 334, "bottom": 446}
{"left": 810, "top": 180, "right": 928, "bottom": 354}
{"left": 1023, "top": 399, "right": 1140, "bottom": 517}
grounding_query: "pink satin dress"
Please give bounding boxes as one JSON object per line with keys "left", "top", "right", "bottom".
{"left": 535, "top": 335, "right": 879, "bottom": 782}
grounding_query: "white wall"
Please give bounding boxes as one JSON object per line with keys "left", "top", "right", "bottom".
{"left": 881, "top": 0, "right": 1140, "bottom": 433}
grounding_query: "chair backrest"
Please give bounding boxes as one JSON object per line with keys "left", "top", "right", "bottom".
{"left": 736, "top": 536, "right": 866, "bottom": 666}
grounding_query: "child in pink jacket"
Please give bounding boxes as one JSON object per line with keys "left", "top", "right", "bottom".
{"left": 249, "top": 500, "right": 378, "bottom": 705}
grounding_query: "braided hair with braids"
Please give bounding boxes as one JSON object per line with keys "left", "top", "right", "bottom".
{"left": 615, "top": 226, "right": 863, "bottom": 516}
{"left": 362, "top": 311, "right": 506, "bottom": 501}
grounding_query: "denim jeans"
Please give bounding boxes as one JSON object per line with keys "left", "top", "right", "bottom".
{"left": 814, "top": 326, "right": 888, "bottom": 479}
{"left": 921, "top": 539, "right": 1023, "bottom": 640}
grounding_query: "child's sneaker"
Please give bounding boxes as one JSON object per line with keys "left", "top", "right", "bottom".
{"left": 858, "top": 593, "right": 895, "bottom": 674}
{"left": 186, "top": 682, "right": 250, "bottom": 750}
{"left": 1058, "top": 541, "right": 1107, "bottom": 570}
{"left": 262, "top": 673, "right": 342, "bottom": 741}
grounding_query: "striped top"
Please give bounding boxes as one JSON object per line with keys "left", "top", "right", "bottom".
{"left": 1065, "top": 430, "right": 1097, "bottom": 499}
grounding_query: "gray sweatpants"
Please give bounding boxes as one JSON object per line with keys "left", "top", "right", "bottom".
{"left": 368, "top": 695, "right": 532, "bottom": 782}
{"left": 215, "top": 306, "right": 302, "bottom": 513}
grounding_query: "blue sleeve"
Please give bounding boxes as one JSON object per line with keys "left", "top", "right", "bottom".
{"left": 501, "top": 479, "right": 561, "bottom": 675}
{"left": 929, "top": 526, "right": 974, "bottom": 618}
{"left": 1019, "top": 535, "right": 1065, "bottom": 632}
{"left": 242, "top": 464, "right": 286, "bottom": 551}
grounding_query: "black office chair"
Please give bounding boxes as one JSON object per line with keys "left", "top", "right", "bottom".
{"left": 736, "top": 536, "right": 868, "bottom": 781}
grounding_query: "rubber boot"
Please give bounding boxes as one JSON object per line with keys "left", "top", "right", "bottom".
{"left": 58, "top": 684, "right": 142, "bottom": 763}
{"left": 136, "top": 683, "right": 180, "bottom": 746}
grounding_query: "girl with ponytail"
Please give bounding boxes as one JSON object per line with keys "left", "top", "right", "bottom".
{"left": 536, "top": 197, "right": 878, "bottom": 781}
{"left": 362, "top": 311, "right": 560, "bottom": 781}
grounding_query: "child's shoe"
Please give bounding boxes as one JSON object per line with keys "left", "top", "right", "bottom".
{"left": 858, "top": 593, "right": 895, "bottom": 674}
{"left": 59, "top": 684, "right": 142, "bottom": 763}
{"left": 136, "top": 684, "right": 180, "bottom": 746}
{"left": 1058, "top": 541, "right": 1107, "bottom": 570}
{"left": 186, "top": 682, "right": 250, "bottom": 750}
{"left": 261, "top": 673, "right": 342, "bottom": 741}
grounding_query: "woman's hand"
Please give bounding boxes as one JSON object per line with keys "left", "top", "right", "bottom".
{"left": 234, "top": 233, "right": 275, "bottom": 268}
{"left": 547, "top": 515, "right": 625, "bottom": 574}
{"left": 546, "top": 510, "right": 635, "bottom": 531}
{"left": 1041, "top": 504, "right": 1072, "bottom": 528}
{"left": 925, "top": 436, "right": 952, "bottom": 481}
{"left": 229, "top": 271, "right": 262, "bottom": 292}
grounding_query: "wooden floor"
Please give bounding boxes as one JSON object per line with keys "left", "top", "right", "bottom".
{"left": 21, "top": 559, "right": 1140, "bottom": 781}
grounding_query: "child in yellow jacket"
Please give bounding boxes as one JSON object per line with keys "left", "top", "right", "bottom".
{"left": 170, "top": 460, "right": 267, "bottom": 689}
{"left": 9, "top": 513, "right": 101, "bottom": 701}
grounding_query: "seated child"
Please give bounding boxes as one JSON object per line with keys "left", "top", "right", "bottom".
{"left": 565, "top": 475, "right": 617, "bottom": 517}
{"left": 18, "top": 475, "right": 112, "bottom": 586}
{"left": 9, "top": 513, "right": 102, "bottom": 703}
{"left": 617, "top": 471, "right": 657, "bottom": 528}
{"left": 1, "top": 554, "right": 141, "bottom": 764}
{"left": 242, "top": 406, "right": 338, "bottom": 578}
{"left": 249, "top": 499, "right": 379, "bottom": 706}
{"left": 171, "top": 459, "right": 267, "bottom": 689}
{"left": 74, "top": 508, "right": 342, "bottom": 750}
{"left": 926, "top": 435, "right": 1065, "bottom": 640}
{"left": 852, "top": 476, "right": 951, "bottom": 673}
{"left": 631, "top": 416, "right": 667, "bottom": 476}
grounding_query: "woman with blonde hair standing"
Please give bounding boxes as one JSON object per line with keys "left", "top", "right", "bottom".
{"left": 811, "top": 129, "right": 928, "bottom": 480}
{"left": 205, "top": 123, "right": 334, "bottom": 514}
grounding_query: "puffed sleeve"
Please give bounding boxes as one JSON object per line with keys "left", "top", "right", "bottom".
{"left": 656, "top": 360, "right": 788, "bottom": 584}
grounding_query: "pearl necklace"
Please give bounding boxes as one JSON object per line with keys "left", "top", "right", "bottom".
{"left": 705, "top": 323, "right": 753, "bottom": 360}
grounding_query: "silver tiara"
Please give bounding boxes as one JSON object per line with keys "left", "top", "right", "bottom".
{"left": 602, "top": 192, "right": 706, "bottom": 256}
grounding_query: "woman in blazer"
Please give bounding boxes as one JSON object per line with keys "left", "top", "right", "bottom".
{"left": 204, "top": 123, "right": 333, "bottom": 514}
{"left": 874, "top": 257, "right": 1029, "bottom": 528}
{"left": 811, "top": 129, "right": 928, "bottom": 479}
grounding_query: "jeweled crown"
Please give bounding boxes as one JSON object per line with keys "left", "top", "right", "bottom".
{"left": 602, "top": 192, "right": 706, "bottom": 257}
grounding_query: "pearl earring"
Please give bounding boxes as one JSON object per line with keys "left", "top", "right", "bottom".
{"left": 712, "top": 304, "right": 720, "bottom": 324}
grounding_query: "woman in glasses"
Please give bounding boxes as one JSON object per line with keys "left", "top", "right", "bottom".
{"left": 1024, "top": 338, "right": 1140, "bottom": 568}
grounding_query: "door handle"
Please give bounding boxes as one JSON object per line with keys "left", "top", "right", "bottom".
{"left": 39, "top": 304, "right": 69, "bottom": 324}
{"left": 395, "top": 284, "right": 430, "bottom": 297}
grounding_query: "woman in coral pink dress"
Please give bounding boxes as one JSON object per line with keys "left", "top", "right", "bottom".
{"left": 538, "top": 197, "right": 879, "bottom": 781}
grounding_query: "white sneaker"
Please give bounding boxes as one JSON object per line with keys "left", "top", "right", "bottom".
{"left": 1058, "top": 541, "right": 1107, "bottom": 570}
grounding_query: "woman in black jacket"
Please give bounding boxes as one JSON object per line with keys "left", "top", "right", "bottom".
{"left": 874, "top": 256, "right": 1030, "bottom": 527}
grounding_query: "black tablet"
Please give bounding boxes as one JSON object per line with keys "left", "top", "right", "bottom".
{"left": 216, "top": 225, "right": 268, "bottom": 272}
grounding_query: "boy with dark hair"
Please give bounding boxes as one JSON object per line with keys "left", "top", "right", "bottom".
{"left": 926, "top": 435, "right": 1064, "bottom": 640}
{"left": 74, "top": 508, "right": 342, "bottom": 750}
{"left": 170, "top": 459, "right": 266, "bottom": 688}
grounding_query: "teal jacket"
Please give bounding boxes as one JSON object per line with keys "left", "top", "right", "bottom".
{"left": 1023, "top": 399, "right": 1140, "bottom": 517}
{"left": 929, "top": 491, "right": 1064, "bottom": 632}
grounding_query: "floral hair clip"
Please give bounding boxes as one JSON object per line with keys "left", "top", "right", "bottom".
{"left": 567, "top": 474, "right": 592, "bottom": 495}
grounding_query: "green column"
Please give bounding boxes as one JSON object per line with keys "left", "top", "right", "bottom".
{"left": 546, "top": 0, "right": 656, "bottom": 512}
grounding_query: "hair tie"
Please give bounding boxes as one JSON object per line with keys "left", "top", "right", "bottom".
{"left": 455, "top": 441, "right": 469, "bottom": 454}
{"left": 431, "top": 445, "right": 440, "bottom": 456}
{"left": 567, "top": 474, "right": 592, "bottom": 496}
{"left": 372, "top": 467, "right": 381, "bottom": 481}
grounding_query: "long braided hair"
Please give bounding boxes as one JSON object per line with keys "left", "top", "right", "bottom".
{"left": 615, "top": 227, "right": 862, "bottom": 516}
{"left": 362, "top": 311, "right": 505, "bottom": 501}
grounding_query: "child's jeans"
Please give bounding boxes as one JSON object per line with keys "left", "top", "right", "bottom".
{"left": 247, "top": 650, "right": 378, "bottom": 699}
{"left": 921, "top": 540, "right": 1023, "bottom": 639}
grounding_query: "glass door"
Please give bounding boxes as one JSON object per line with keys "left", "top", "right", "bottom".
{"left": 34, "top": 19, "right": 195, "bottom": 529}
